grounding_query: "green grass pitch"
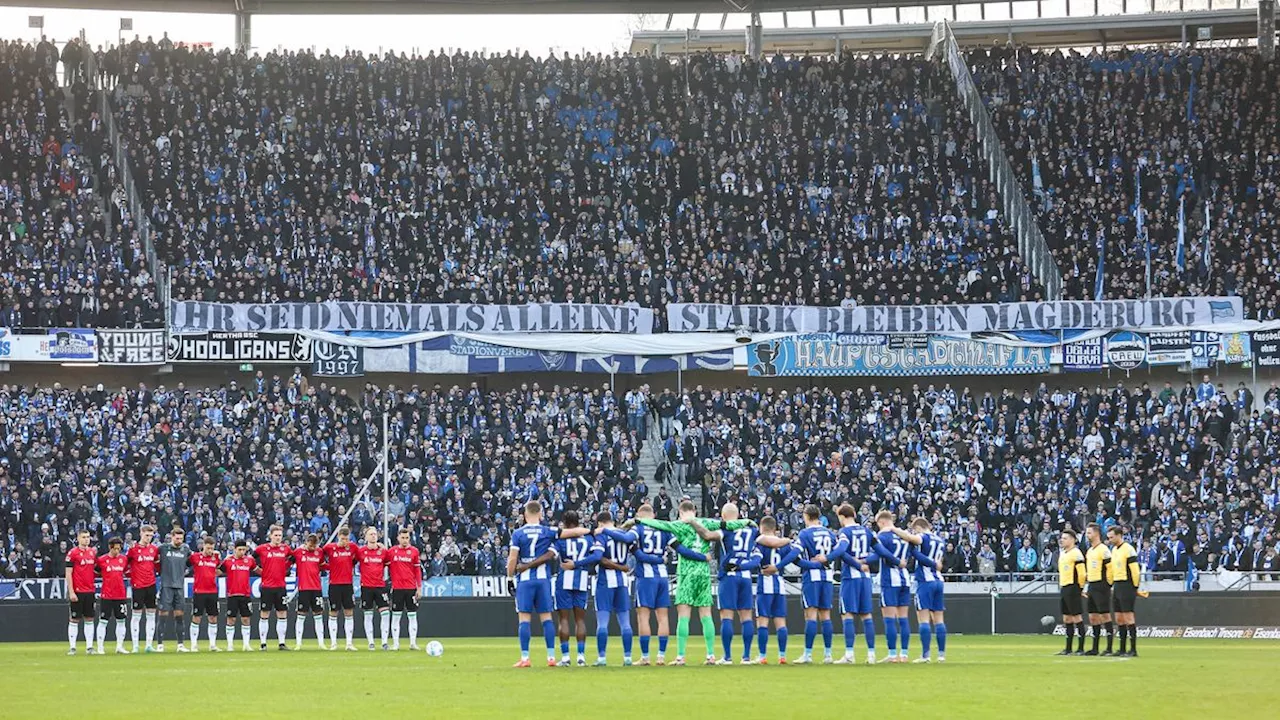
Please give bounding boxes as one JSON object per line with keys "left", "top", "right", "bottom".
{"left": 1, "top": 636, "right": 1274, "bottom": 719}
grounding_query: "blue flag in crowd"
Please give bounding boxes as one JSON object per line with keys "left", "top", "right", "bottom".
{"left": 1094, "top": 228, "right": 1107, "bottom": 301}
{"left": 1176, "top": 195, "right": 1187, "bottom": 273}
{"left": 1201, "top": 200, "right": 1212, "bottom": 270}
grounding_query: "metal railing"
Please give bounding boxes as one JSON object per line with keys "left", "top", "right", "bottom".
{"left": 82, "top": 46, "right": 163, "bottom": 310}
{"left": 929, "top": 19, "right": 1063, "bottom": 300}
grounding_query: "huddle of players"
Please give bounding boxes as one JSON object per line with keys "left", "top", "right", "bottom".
{"left": 1056, "top": 523, "right": 1144, "bottom": 657}
{"left": 64, "top": 523, "right": 424, "bottom": 655}
{"left": 506, "top": 498, "right": 948, "bottom": 667}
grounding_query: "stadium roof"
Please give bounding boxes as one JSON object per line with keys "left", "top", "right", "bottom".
{"left": 0, "top": 0, "right": 909, "bottom": 15}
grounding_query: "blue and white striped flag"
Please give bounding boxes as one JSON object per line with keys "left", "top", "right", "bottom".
{"left": 1201, "top": 200, "right": 1212, "bottom": 270}
{"left": 1175, "top": 195, "right": 1187, "bottom": 273}
{"left": 1094, "top": 228, "right": 1107, "bottom": 301}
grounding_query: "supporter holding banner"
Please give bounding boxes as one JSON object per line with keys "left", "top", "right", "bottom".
{"left": 171, "top": 301, "right": 655, "bottom": 335}
{"left": 668, "top": 298, "right": 1243, "bottom": 334}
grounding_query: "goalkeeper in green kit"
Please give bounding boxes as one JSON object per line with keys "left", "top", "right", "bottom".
{"left": 627, "top": 500, "right": 753, "bottom": 665}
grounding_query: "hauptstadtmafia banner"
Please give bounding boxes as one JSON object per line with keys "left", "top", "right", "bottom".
{"left": 745, "top": 334, "right": 1049, "bottom": 377}
{"left": 668, "top": 298, "right": 1243, "bottom": 334}
{"left": 171, "top": 301, "right": 655, "bottom": 335}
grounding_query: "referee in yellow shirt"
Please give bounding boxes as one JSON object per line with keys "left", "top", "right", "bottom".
{"left": 1107, "top": 525, "right": 1141, "bottom": 657}
{"left": 1081, "top": 523, "right": 1114, "bottom": 655}
{"left": 1056, "top": 529, "right": 1086, "bottom": 655}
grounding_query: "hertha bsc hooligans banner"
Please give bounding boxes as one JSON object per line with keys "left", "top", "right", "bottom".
{"left": 170, "top": 301, "right": 655, "bottom": 334}
{"left": 167, "top": 332, "right": 312, "bottom": 364}
{"left": 97, "top": 329, "right": 166, "bottom": 365}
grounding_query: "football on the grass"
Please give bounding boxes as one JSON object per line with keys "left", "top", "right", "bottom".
{"left": 426, "top": 640, "right": 444, "bottom": 657}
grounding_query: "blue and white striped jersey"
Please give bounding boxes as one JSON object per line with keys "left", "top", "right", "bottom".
{"left": 756, "top": 541, "right": 791, "bottom": 595}
{"left": 635, "top": 525, "right": 671, "bottom": 579}
{"left": 796, "top": 525, "right": 839, "bottom": 583}
{"left": 592, "top": 529, "right": 636, "bottom": 589}
{"left": 914, "top": 531, "right": 946, "bottom": 584}
{"left": 510, "top": 523, "right": 559, "bottom": 582}
{"left": 876, "top": 530, "right": 912, "bottom": 588}
{"left": 556, "top": 536, "right": 593, "bottom": 591}
{"left": 837, "top": 524, "right": 877, "bottom": 580}
{"left": 720, "top": 526, "right": 759, "bottom": 579}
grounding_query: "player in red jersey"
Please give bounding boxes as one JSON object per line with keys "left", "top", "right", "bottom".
{"left": 388, "top": 528, "right": 423, "bottom": 651}
{"left": 65, "top": 529, "right": 98, "bottom": 655}
{"left": 354, "top": 526, "right": 390, "bottom": 650}
{"left": 254, "top": 525, "right": 294, "bottom": 650}
{"left": 221, "top": 540, "right": 256, "bottom": 651}
{"left": 189, "top": 538, "right": 223, "bottom": 652}
{"left": 96, "top": 538, "right": 130, "bottom": 655}
{"left": 126, "top": 525, "right": 161, "bottom": 652}
{"left": 292, "top": 533, "right": 327, "bottom": 650}
{"left": 323, "top": 526, "right": 358, "bottom": 650}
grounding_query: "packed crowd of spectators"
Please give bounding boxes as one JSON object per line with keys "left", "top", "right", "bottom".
{"left": 668, "top": 378, "right": 1278, "bottom": 582}
{"left": 973, "top": 46, "right": 1280, "bottom": 320}
{"left": 0, "top": 378, "right": 647, "bottom": 579}
{"left": 0, "top": 40, "right": 161, "bottom": 329}
{"left": 3, "top": 375, "right": 1276, "bottom": 583}
{"left": 107, "top": 44, "right": 1040, "bottom": 320}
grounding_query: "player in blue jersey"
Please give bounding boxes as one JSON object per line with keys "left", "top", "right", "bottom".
{"left": 874, "top": 509, "right": 914, "bottom": 663}
{"left": 507, "top": 500, "right": 590, "bottom": 668}
{"left": 697, "top": 503, "right": 771, "bottom": 665}
{"left": 553, "top": 511, "right": 601, "bottom": 666}
{"left": 752, "top": 516, "right": 799, "bottom": 664}
{"left": 792, "top": 505, "right": 849, "bottom": 664}
{"left": 591, "top": 511, "right": 637, "bottom": 666}
{"left": 891, "top": 517, "right": 948, "bottom": 663}
{"left": 833, "top": 503, "right": 879, "bottom": 664}
{"left": 632, "top": 504, "right": 674, "bottom": 665}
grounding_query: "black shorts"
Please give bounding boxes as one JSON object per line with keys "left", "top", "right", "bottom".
{"left": 329, "top": 584, "right": 355, "bottom": 610}
{"left": 260, "top": 587, "right": 287, "bottom": 612}
{"left": 100, "top": 598, "right": 128, "bottom": 620}
{"left": 360, "top": 587, "right": 388, "bottom": 611}
{"left": 1086, "top": 583, "right": 1112, "bottom": 615}
{"left": 1112, "top": 584, "right": 1137, "bottom": 614}
{"left": 70, "top": 593, "right": 97, "bottom": 619}
{"left": 391, "top": 588, "right": 418, "bottom": 612}
{"left": 131, "top": 586, "right": 157, "bottom": 610}
{"left": 227, "top": 596, "right": 253, "bottom": 618}
{"left": 1059, "top": 585, "right": 1083, "bottom": 616}
{"left": 297, "top": 590, "right": 322, "bottom": 614}
{"left": 193, "top": 593, "right": 220, "bottom": 617}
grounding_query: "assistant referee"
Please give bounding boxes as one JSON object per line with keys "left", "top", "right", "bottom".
{"left": 1056, "top": 529, "right": 1086, "bottom": 655}
{"left": 1107, "top": 525, "right": 1141, "bottom": 657}
{"left": 1081, "top": 522, "right": 1114, "bottom": 655}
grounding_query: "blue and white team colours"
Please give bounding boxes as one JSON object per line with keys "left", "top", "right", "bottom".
{"left": 594, "top": 514, "right": 637, "bottom": 666}
{"left": 507, "top": 500, "right": 950, "bottom": 667}
{"left": 835, "top": 504, "right": 879, "bottom": 664}
{"left": 874, "top": 510, "right": 915, "bottom": 663}
{"left": 753, "top": 519, "right": 799, "bottom": 664}
{"left": 716, "top": 522, "right": 762, "bottom": 665}
{"left": 899, "top": 519, "right": 948, "bottom": 663}
{"left": 793, "top": 505, "right": 850, "bottom": 664}
{"left": 633, "top": 518, "right": 674, "bottom": 664}
{"left": 554, "top": 523, "right": 600, "bottom": 666}
{"left": 507, "top": 500, "right": 592, "bottom": 668}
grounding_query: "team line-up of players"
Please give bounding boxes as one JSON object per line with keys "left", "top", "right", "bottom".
{"left": 505, "top": 499, "right": 946, "bottom": 667}
{"left": 64, "top": 523, "right": 426, "bottom": 654}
